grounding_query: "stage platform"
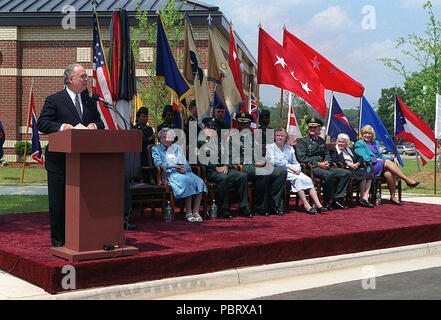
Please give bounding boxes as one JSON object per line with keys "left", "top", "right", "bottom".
{"left": 1, "top": 199, "right": 441, "bottom": 295}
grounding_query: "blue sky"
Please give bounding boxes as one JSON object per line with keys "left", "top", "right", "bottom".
{"left": 203, "top": 0, "right": 441, "bottom": 110}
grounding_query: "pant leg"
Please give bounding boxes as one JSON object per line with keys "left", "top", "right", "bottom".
{"left": 47, "top": 171, "right": 65, "bottom": 245}
{"left": 313, "top": 167, "right": 334, "bottom": 203}
{"left": 243, "top": 164, "right": 269, "bottom": 211}
{"left": 330, "top": 167, "right": 352, "bottom": 199}
{"left": 227, "top": 168, "right": 249, "bottom": 208}
{"left": 207, "top": 170, "right": 230, "bottom": 210}
{"left": 270, "top": 166, "right": 287, "bottom": 209}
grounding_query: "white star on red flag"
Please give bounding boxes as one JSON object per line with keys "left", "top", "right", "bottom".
{"left": 274, "top": 55, "right": 287, "bottom": 68}
{"left": 311, "top": 56, "right": 322, "bottom": 70}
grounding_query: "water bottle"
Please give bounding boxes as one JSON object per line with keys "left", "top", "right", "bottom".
{"left": 210, "top": 199, "right": 217, "bottom": 220}
{"left": 376, "top": 192, "right": 381, "bottom": 206}
{"left": 165, "top": 201, "right": 172, "bottom": 223}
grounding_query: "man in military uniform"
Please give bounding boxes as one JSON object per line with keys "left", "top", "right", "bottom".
{"left": 296, "top": 117, "right": 352, "bottom": 210}
{"left": 258, "top": 109, "right": 272, "bottom": 147}
{"left": 214, "top": 103, "right": 230, "bottom": 131}
{"left": 198, "top": 117, "right": 249, "bottom": 219}
{"left": 230, "top": 112, "right": 287, "bottom": 217}
{"left": 132, "top": 107, "right": 155, "bottom": 166}
{"left": 184, "top": 100, "right": 202, "bottom": 159}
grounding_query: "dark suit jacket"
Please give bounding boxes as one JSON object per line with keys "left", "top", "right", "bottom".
{"left": 37, "top": 88, "right": 104, "bottom": 174}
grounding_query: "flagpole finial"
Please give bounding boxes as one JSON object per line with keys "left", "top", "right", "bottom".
{"left": 229, "top": 19, "right": 233, "bottom": 27}
{"left": 283, "top": 24, "right": 286, "bottom": 30}
{"left": 207, "top": 14, "right": 213, "bottom": 26}
{"left": 258, "top": 22, "right": 262, "bottom": 28}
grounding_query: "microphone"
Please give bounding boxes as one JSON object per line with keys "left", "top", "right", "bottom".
{"left": 91, "top": 93, "right": 129, "bottom": 130}
{"left": 91, "top": 93, "right": 113, "bottom": 107}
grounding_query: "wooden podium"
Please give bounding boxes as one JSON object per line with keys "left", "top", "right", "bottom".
{"left": 49, "top": 129, "right": 141, "bottom": 262}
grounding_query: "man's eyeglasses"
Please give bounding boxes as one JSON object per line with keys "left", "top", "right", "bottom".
{"left": 72, "top": 74, "right": 89, "bottom": 80}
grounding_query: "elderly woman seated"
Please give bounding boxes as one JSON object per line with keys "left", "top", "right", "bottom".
{"left": 152, "top": 127, "right": 207, "bottom": 222}
{"left": 354, "top": 125, "right": 419, "bottom": 206}
{"left": 330, "top": 133, "right": 374, "bottom": 208}
{"left": 266, "top": 128, "right": 326, "bottom": 215}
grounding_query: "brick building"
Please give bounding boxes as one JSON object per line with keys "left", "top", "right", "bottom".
{"left": 0, "top": 0, "right": 257, "bottom": 163}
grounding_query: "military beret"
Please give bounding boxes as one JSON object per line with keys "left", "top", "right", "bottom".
{"left": 236, "top": 112, "right": 253, "bottom": 123}
{"left": 260, "top": 109, "right": 270, "bottom": 118}
{"left": 162, "top": 104, "right": 175, "bottom": 117}
{"left": 202, "top": 117, "right": 218, "bottom": 129}
{"left": 306, "top": 117, "right": 324, "bottom": 127}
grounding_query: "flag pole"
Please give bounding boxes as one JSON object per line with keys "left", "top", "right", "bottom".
{"left": 256, "top": 82, "right": 260, "bottom": 127}
{"left": 325, "top": 91, "right": 334, "bottom": 141}
{"left": 280, "top": 89, "right": 284, "bottom": 128}
{"left": 358, "top": 96, "right": 362, "bottom": 135}
{"left": 21, "top": 79, "right": 34, "bottom": 184}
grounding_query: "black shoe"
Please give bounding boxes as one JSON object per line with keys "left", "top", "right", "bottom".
{"left": 220, "top": 209, "right": 233, "bottom": 219}
{"left": 306, "top": 207, "right": 317, "bottom": 215}
{"left": 324, "top": 203, "right": 334, "bottom": 211}
{"left": 256, "top": 209, "right": 270, "bottom": 217}
{"left": 313, "top": 204, "right": 328, "bottom": 214}
{"left": 52, "top": 240, "right": 64, "bottom": 248}
{"left": 359, "top": 199, "right": 374, "bottom": 208}
{"left": 407, "top": 181, "right": 420, "bottom": 188}
{"left": 270, "top": 207, "right": 284, "bottom": 216}
{"left": 332, "top": 200, "right": 347, "bottom": 210}
{"left": 391, "top": 200, "right": 404, "bottom": 206}
{"left": 239, "top": 207, "right": 253, "bottom": 218}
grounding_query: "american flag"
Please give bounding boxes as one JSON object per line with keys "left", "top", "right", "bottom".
{"left": 249, "top": 95, "right": 258, "bottom": 129}
{"left": 28, "top": 89, "right": 44, "bottom": 164}
{"left": 92, "top": 12, "right": 117, "bottom": 130}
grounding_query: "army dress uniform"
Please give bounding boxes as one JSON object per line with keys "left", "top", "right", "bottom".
{"left": 198, "top": 117, "right": 249, "bottom": 219}
{"left": 295, "top": 117, "right": 352, "bottom": 209}
{"left": 232, "top": 112, "right": 287, "bottom": 216}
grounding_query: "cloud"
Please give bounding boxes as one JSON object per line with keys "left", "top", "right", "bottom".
{"left": 294, "top": 6, "right": 354, "bottom": 39}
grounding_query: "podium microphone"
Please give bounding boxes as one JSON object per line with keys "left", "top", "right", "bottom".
{"left": 91, "top": 93, "right": 129, "bottom": 130}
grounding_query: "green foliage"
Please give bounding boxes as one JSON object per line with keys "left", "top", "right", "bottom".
{"left": 14, "top": 141, "right": 32, "bottom": 156}
{"left": 131, "top": 0, "right": 185, "bottom": 129}
{"left": 378, "top": 1, "right": 441, "bottom": 128}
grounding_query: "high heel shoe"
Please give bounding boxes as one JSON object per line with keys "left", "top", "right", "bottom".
{"left": 407, "top": 181, "right": 420, "bottom": 188}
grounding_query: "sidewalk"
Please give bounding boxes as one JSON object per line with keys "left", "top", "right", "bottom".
{"left": 0, "top": 185, "right": 48, "bottom": 195}
{"left": 0, "top": 194, "right": 440, "bottom": 300}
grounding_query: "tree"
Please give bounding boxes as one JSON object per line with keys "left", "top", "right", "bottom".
{"left": 376, "top": 87, "right": 408, "bottom": 135}
{"left": 378, "top": 1, "right": 441, "bottom": 128}
{"left": 131, "top": 0, "right": 186, "bottom": 128}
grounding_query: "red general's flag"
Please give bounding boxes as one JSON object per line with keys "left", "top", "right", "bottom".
{"left": 229, "top": 25, "right": 245, "bottom": 112}
{"left": 283, "top": 29, "right": 364, "bottom": 98}
{"left": 258, "top": 27, "right": 326, "bottom": 118}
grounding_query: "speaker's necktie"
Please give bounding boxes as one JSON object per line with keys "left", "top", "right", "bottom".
{"left": 74, "top": 95, "right": 82, "bottom": 119}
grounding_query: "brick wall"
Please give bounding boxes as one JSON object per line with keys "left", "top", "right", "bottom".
{"left": 0, "top": 25, "right": 255, "bottom": 163}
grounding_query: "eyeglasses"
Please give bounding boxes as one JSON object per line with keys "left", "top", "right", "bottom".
{"left": 72, "top": 74, "right": 89, "bottom": 80}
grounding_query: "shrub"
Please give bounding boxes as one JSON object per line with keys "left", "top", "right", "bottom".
{"left": 14, "top": 141, "right": 32, "bottom": 156}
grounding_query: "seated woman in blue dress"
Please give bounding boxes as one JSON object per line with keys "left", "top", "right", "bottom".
{"left": 152, "top": 127, "right": 207, "bottom": 222}
{"left": 330, "top": 133, "right": 374, "bottom": 208}
{"left": 354, "top": 125, "right": 419, "bottom": 206}
{"left": 266, "top": 128, "right": 326, "bottom": 215}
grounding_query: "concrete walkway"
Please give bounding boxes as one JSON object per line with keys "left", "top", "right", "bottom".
{"left": 0, "top": 195, "right": 440, "bottom": 300}
{"left": 0, "top": 185, "right": 48, "bottom": 195}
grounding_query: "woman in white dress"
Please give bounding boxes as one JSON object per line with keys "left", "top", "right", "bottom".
{"left": 266, "top": 128, "right": 326, "bottom": 215}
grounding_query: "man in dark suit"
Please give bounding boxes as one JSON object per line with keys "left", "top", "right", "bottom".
{"left": 37, "top": 63, "right": 104, "bottom": 247}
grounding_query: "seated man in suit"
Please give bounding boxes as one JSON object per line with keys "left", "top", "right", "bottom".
{"left": 296, "top": 117, "right": 352, "bottom": 210}
{"left": 198, "top": 117, "right": 249, "bottom": 219}
{"left": 37, "top": 63, "right": 105, "bottom": 247}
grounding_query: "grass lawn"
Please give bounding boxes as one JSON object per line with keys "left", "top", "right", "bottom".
{"left": 400, "top": 158, "right": 440, "bottom": 195}
{"left": 0, "top": 167, "right": 47, "bottom": 185}
{"left": 0, "top": 195, "right": 48, "bottom": 214}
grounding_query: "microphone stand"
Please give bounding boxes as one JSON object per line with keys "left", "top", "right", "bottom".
{"left": 100, "top": 101, "right": 130, "bottom": 130}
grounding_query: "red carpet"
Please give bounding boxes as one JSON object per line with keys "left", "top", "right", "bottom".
{"left": 1, "top": 199, "right": 441, "bottom": 294}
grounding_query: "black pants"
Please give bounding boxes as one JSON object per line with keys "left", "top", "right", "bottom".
{"left": 47, "top": 171, "right": 65, "bottom": 246}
